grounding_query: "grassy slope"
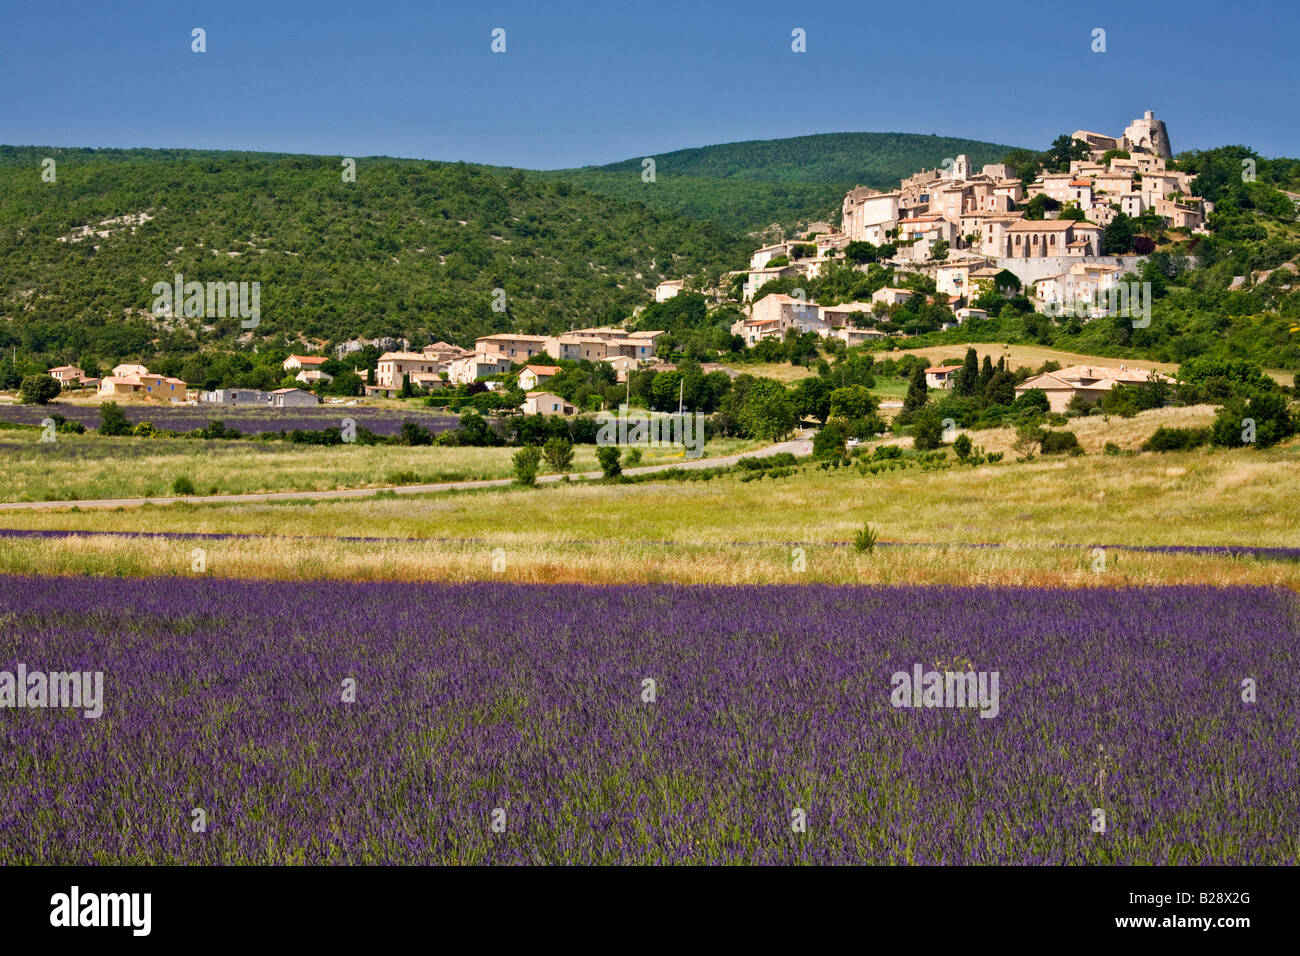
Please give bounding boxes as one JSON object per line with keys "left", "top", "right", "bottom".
{"left": 0, "top": 146, "right": 741, "bottom": 358}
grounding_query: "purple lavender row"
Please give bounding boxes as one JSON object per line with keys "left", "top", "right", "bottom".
{"left": 0, "top": 405, "right": 457, "bottom": 437}
{"left": 0, "top": 577, "right": 1295, "bottom": 864}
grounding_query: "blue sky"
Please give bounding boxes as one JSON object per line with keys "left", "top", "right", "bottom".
{"left": 3, "top": 0, "right": 1297, "bottom": 167}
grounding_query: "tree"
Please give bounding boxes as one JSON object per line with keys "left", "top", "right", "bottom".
{"left": 398, "top": 421, "right": 433, "bottom": 446}
{"left": 828, "top": 385, "right": 878, "bottom": 421}
{"left": 902, "top": 365, "right": 929, "bottom": 413}
{"left": 953, "top": 433, "right": 973, "bottom": 460}
{"left": 793, "top": 376, "right": 833, "bottom": 424}
{"left": 0, "top": 360, "right": 21, "bottom": 390}
{"left": 931, "top": 240, "right": 949, "bottom": 261}
{"left": 542, "top": 436, "right": 574, "bottom": 474}
{"left": 19, "top": 374, "right": 61, "bottom": 405}
{"left": 451, "top": 410, "right": 498, "bottom": 446}
{"left": 512, "top": 445, "right": 542, "bottom": 485}
{"left": 1040, "top": 430, "right": 1083, "bottom": 455}
{"left": 911, "top": 406, "right": 945, "bottom": 450}
{"left": 812, "top": 421, "right": 848, "bottom": 460}
{"left": 955, "top": 347, "right": 979, "bottom": 397}
{"left": 982, "top": 369, "right": 1017, "bottom": 408}
{"left": 1047, "top": 134, "right": 1090, "bottom": 171}
{"left": 99, "top": 401, "right": 132, "bottom": 436}
{"left": 1103, "top": 214, "right": 1135, "bottom": 255}
{"left": 596, "top": 445, "right": 622, "bottom": 478}
{"left": 735, "top": 378, "right": 796, "bottom": 440}
{"left": 326, "top": 371, "right": 363, "bottom": 396}
{"left": 844, "top": 241, "right": 879, "bottom": 264}
{"left": 1013, "top": 424, "right": 1046, "bottom": 459}
{"left": 1211, "top": 392, "right": 1295, "bottom": 448}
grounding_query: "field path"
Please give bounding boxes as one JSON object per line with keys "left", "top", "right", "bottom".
{"left": 0, "top": 432, "right": 814, "bottom": 511}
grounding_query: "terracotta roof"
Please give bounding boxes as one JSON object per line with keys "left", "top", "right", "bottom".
{"left": 523, "top": 365, "right": 560, "bottom": 376}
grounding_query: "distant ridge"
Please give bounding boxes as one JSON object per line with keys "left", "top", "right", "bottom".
{"left": 539, "top": 132, "right": 1021, "bottom": 233}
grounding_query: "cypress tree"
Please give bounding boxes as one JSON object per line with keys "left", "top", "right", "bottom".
{"left": 903, "top": 364, "right": 929, "bottom": 412}
{"left": 956, "top": 347, "right": 979, "bottom": 396}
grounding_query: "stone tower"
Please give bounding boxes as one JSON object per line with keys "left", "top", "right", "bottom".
{"left": 1122, "top": 110, "right": 1172, "bottom": 160}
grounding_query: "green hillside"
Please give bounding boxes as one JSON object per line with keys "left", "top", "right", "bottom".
{"left": 539, "top": 132, "right": 1020, "bottom": 233}
{"left": 0, "top": 146, "right": 741, "bottom": 366}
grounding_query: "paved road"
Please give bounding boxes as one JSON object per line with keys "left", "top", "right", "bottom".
{"left": 0, "top": 433, "right": 815, "bottom": 511}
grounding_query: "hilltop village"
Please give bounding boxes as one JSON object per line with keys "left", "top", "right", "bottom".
{"left": 695, "top": 110, "right": 1207, "bottom": 348}
{"left": 29, "top": 110, "right": 1224, "bottom": 417}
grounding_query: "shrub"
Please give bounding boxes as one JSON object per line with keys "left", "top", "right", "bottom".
{"left": 512, "top": 446, "right": 542, "bottom": 486}
{"left": 398, "top": 421, "right": 433, "bottom": 446}
{"left": 199, "top": 419, "right": 241, "bottom": 440}
{"left": 911, "top": 406, "right": 946, "bottom": 450}
{"left": 170, "top": 475, "right": 197, "bottom": 496}
{"left": 542, "top": 436, "right": 574, "bottom": 474}
{"left": 1142, "top": 426, "right": 1209, "bottom": 452}
{"left": 597, "top": 445, "right": 622, "bottom": 478}
{"left": 953, "top": 433, "right": 972, "bottom": 460}
{"left": 98, "top": 402, "right": 132, "bottom": 436}
{"left": 130, "top": 422, "right": 158, "bottom": 438}
{"left": 854, "top": 523, "right": 878, "bottom": 553}
{"left": 1039, "top": 430, "right": 1083, "bottom": 455}
{"left": 1104, "top": 442, "right": 1123, "bottom": 456}
{"left": 623, "top": 447, "right": 643, "bottom": 468}
{"left": 1013, "top": 424, "right": 1046, "bottom": 460}
{"left": 1210, "top": 392, "right": 1296, "bottom": 448}
{"left": 813, "top": 421, "right": 848, "bottom": 460}
{"left": 20, "top": 375, "right": 61, "bottom": 405}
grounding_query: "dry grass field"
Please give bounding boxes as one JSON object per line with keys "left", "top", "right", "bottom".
{"left": 2, "top": 437, "right": 1296, "bottom": 588}
{"left": 886, "top": 342, "right": 1295, "bottom": 387}
{"left": 0, "top": 430, "right": 762, "bottom": 502}
{"left": 966, "top": 404, "right": 1220, "bottom": 454}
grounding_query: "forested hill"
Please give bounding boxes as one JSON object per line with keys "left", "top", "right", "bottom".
{"left": 540, "top": 132, "right": 1019, "bottom": 234}
{"left": 0, "top": 146, "right": 742, "bottom": 364}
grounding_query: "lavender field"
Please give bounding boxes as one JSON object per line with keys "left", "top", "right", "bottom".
{"left": 0, "top": 578, "right": 1295, "bottom": 864}
{"left": 0, "top": 404, "right": 458, "bottom": 437}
